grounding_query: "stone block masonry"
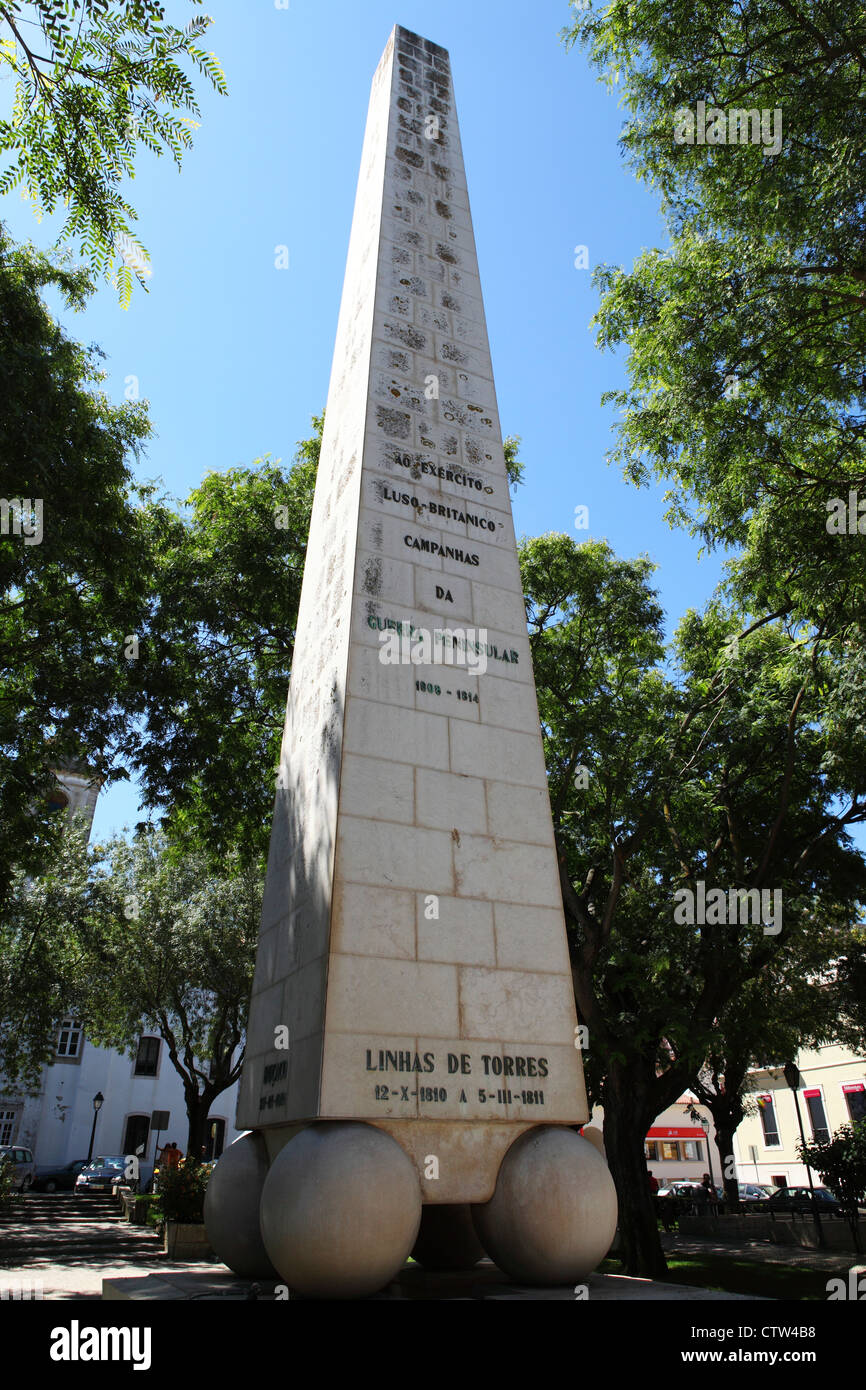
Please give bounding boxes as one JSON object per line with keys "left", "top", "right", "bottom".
{"left": 213, "top": 30, "right": 616, "bottom": 1299}
{"left": 236, "top": 30, "right": 588, "bottom": 1182}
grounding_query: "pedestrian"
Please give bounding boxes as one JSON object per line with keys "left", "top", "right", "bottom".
{"left": 692, "top": 1177, "right": 710, "bottom": 1216}
{"left": 156, "top": 1141, "right": 182, "bottom": 1180}
{"left": 701, "top": 1171, "right": 718, "bottom": 1213}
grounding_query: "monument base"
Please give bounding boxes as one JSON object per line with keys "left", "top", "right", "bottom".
{"left": 206, "top": 1124, "right": 618, "bottom": 1299}
{"left": 262, "top": 1117, "right": 542, "bottom": 1204}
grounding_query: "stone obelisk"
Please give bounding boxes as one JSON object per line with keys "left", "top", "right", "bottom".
{"left": 204, "top": 25, "right": 616, "bottom": 1298}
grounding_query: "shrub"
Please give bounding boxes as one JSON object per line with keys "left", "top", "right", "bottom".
{"left": 797, "top": 1119, "right": 866, "bottom": 1252}
{"left": 154, "top": 1159, "right": 211, "bottom": 1224}
{"left": 0, "top": 1160, "right": 19, "bottom": 1210}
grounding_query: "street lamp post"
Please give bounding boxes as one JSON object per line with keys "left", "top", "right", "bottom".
{"left": 699, "top": 1115, "right": 717, "bottom": 1199}
{"left": 783, "top": 1061, "right": 824, "bottom": 1248}
{"left": 86, "top": 1091, "right": 104, "bottom": 1164}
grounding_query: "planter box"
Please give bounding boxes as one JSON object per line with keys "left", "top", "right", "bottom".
{"left": 164, "top": 1220, "right": 215, "bottom": 1262}
{"left": 128, "top": 1196, "right": 152, "bottom": 1226}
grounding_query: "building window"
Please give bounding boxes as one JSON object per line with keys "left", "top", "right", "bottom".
{"left": 644, "top": 1142, "right": 659, "bottom": 1161}
{"left": 660, "top": 1142, "right": 680, "bottom": 1161}
{"left": 203, "top": 1118, "right": 226, "bottom": 1162}
{"left": 0, "top": 1109, "right": 18, "bottom": 1145}
{"left": 683, "top": 1140, "right": 703, "bottom": 1161}
{"left": 843, "top": 1083, "right": 866, "bottom": 1125}
{"left": 134, "top": 1037, "right": 160, "bottom": 1078}
{"left": 55, "top": 1019, "right": 83, "bottom": 1061}
{"left": 122, "top": 1114, "right": 150, "bottom": 1161}
{"left": 757, "top": 1093, "right": 781, "bottom": 1146}
{"left": 803, "top": 1089, "right": 830, "bottom": 1143}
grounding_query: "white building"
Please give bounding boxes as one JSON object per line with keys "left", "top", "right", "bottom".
{"left": 585, "top": 1048, "right": 866, "bottom": 1196}
{"left": 733, "top": 1044, "right": 866, "bottom": 1188}
{"left": 586, "top": 1093, "right": 721, "bottom": 1187}
{"left": 0, "top": 1020, "right": 243, "bottom": 1183}
{"left": 0, "top": 767, "right": 244, "bottom": 1179}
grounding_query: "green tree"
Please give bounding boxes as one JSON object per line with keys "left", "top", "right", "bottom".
{"left": 687, "top": 944, "right": 851, "bottom": 1210}
{"left": 0, "top": 0, "right": 226, "bottom": 304}
{"left": 0, "top": 225, "right": 152, "bottom": 908}
{"left": 557, "top": 6, "right": 866, "bottom": 1268}
{"left": 127, "top": 423, "right": 323, "bottom": 864}
{"left": 523, "top": 531, "right": 866, "bottom": 1276}
{"left": 73, "top": 825, "right": 261, "bottom": 1159}
{"left": 502, "top": 434, "right": 524, "bottom": 491}
{"left": 0, "top": 818, "right": 92, "bottom": 1086}
{"left": 797, "top": 1119, "right": 866, "bottom": 1252}
{"left": 0, "top": 816, "right": 259, "bottom": 1138}
{"left": 562, "top": 0, "right": 866, "bottom": 654}
{"left": 830, "top": 927, "right": 866, "bottom": 1053}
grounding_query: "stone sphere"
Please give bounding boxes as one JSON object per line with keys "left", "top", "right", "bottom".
{"left": 203, "top": 1131, "right": 279, "bottom": 1279}
{"left": 471, "top": 1125, "right": 618, "bottom": 1285}
{"left": 411, "top": 1203, "right": 485, "bottom": 1270}
{"left": 259, "top": 1121, "right": 422, "bottom": 1298}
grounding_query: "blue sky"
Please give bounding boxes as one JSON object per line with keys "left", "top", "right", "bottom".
{"left": 3, "top": 0, "right": 730, "bottom": 839}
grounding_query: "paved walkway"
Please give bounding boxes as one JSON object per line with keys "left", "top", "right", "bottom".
{"left": 0, "top": 1192, "right": 223, "bottom": 1301}
{"left": 662, "top": 1232, "right": 861, "bottom": 1271}
{"left": 1, "top": 1194, "right": 856, "bottom": 1300}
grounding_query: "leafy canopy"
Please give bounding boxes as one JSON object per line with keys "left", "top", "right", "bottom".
{"left": 0, "top": 1, "right": 226, "bottom": 304}
{"left": 563, "top": 0, "right": 866, "bottom": 652}
{"left": 0, "top": 225, "right": 153, "bottom": 905}
{"left": 523, "top": 530, "right": 866, "bottom": 1273}
{"left": 0, "top": 819, "right": 260, "bottom": 1153}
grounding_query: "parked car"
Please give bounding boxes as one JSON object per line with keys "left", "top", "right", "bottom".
{"left": 737, "top": 1182, "right": 776, "bottom": 1202}
{"left": 0, "top": 1144, "right": 36, "bottom": 1192}
{"left": 33, "top": 1159, "right": 88, "bottom": 1193}
{"left": 657, "top": 1181, "right": 706, "bottom": 1200}
{"left": 74, "top": 1155, "right": 131, "bottom": 1195}
{"left": 757, "top": 1185, "right": 841, "bottom": 1216}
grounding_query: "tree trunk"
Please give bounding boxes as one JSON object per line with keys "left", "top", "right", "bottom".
{"left": 184, "top": 1092, "right": 212, "bottom": 1164}
{"left": 602, "top": 1067, "right": 668, "bottom": 1279}
{"left": 714, "top": 1124, "right": 740, "bottom": 1211}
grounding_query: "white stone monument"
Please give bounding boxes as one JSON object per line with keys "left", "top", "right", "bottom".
{"left": 204, "top": 24, "right": 616, "bottom": 1297}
